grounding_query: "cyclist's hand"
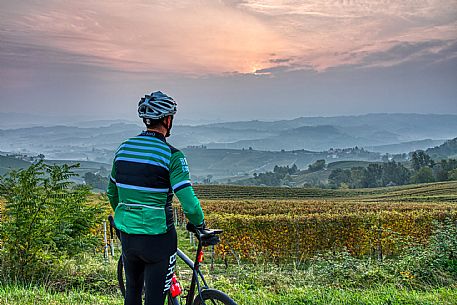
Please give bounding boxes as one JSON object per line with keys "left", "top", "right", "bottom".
{"left": 186, "top": 222, "right": 221, "bottom": 246}
{"left": 186, "top": 221, "right": 202, "bottom": 233}
{"left": 187, "top": 221, "right": 208, "bottom": 233}
{"left": 196, "top": 221, "right": 206, "bottom": 232}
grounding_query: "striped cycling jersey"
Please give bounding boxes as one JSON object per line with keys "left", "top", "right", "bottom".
{"left": 107, "top": 131, "right": 204, "bottom": 235}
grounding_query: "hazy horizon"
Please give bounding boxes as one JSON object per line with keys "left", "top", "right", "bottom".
{"left": 1, "top": 111, "right": 457, "bottom": 129}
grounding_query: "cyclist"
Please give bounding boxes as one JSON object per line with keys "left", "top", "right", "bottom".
{"left": 107, "top": 91, "right": 205, "bottom": 305}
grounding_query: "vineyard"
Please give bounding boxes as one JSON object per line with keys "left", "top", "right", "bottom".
{"left": 192, "top": 181, "right": 457, "bottom": 200}
{"left": 178, "top": 181, "right": 457, "bottom": 262}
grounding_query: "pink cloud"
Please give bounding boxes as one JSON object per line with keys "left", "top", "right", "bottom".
{"left": 2, "top": 1, "right": 288, "bottom": 74}
{"left": 1, "top": 0, "right": 456, "bottom": 75}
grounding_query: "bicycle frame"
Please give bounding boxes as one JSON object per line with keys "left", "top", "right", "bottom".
{"left": 172, "top": 242, "right": 209, "bottom": 305}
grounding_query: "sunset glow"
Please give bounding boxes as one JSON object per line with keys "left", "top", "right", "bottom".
{"left": 1, "top": 1, "right": 456, "bottom": 119}
{"left": 2, "top": 0, "right": 456, "bottom": 75}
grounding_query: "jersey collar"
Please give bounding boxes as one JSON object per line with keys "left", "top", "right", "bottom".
{"left": 139, "top": 130, "right": 166, "bottom": 142}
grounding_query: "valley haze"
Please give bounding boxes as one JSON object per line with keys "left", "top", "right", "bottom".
{"left": 1, "top": 112, "right": 456, "bottom": 182}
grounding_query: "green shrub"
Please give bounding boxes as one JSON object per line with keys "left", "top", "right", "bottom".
{"left": 449, "top": 168, "right": 457, "bottom": 181}
{"left": 423, "top": 219, "right": 457, "bottom": 280}
{"left": 0, "top": 161, "right": 104, "bottom": 284}
{"left": 411, "top": 167, "right": 435, "bottom": 184}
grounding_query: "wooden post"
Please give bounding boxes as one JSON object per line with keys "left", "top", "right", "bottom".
{"left": 190, "top": 231, "right": 195, "bottom": 247}
{"left": 210, "top": 245, "right": 215, "bottom": 271}
{"left": 110, "top": 237, "right": 115, "bottom": 257}
{"left": 377, "top": 221, "right": 383, "bottom": 262}
{"left": 103, "top": 221, "right": 109, "bottom": 262}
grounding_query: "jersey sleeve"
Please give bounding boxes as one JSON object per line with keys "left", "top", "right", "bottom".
{"left": 106, "top": 160, "right": 119, "bottom": 210}
{"left": 169, "top": 150, "right": 204, "bottom": 226}
{"left": 169, "top": 150, "right": 192, "bottom": 192}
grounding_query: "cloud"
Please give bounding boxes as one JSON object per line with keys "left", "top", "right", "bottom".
{"left": 0, "top": 0, "right": 288, "bottom": 75}
{"left": 0, "top": 0, "right": 456, "bottom": 76}
{"left": 350, "top": 40, "right": 457, "bottom": 68}
{"left": 235, "top": 0, "right": 457, "bottom": 70}
{"left": 269, "top": 58, "right": 292, "bottom": 63}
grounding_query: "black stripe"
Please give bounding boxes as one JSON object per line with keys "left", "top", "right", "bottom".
{"left": 165, "top": 195, "right": 174, "bottom": 231}
{"left": 115, "top": 160, "right": 171, "bottom": 189}
{"left": 154, "top": 102, "right": 168, "bottom": 110}
{"left": 174, "top": 183, "right": 191, "bottom": 193}
{"left": 167, "top": 143, "right": 179, "bottom": 154}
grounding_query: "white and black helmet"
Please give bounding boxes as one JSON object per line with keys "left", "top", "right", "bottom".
{"left": 138, "top": 91, "right": 177, "bottom": 120}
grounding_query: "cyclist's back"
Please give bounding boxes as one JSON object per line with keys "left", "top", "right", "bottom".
{"left": 107, "top": 91, "right": 205, "bottom": 305}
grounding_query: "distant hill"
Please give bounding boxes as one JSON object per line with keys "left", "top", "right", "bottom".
{"left": 367, "top": 139, "right": 446, "bottom": 154}
{"left": 0, "top": 155, "right": 109, "bottom": 182}
{"left": 1, "top": 113, "right": 456, "bottom": 181}
{"left": 291, "top": 160, "right": 377, "bottom": 187}
{"left": 202, "top": 114, "right": 457, "bottom": 151}
{"left": 231, "top": 160, "right": 379, "bottom": 187}
{"left": 205, "top": 113, "right": 457, "bottom": 140}
{"left": 0, "top": 155, "right": 31, "bottom": 175}
{"left": 326, "top": 160, "right": 375, "bottom": 170}
{"left": 207, "top": 125, "right": 387, "bottom": 151}
{"left": 1, "top": 114, "right": 456, "bottom": 161}
{"left": 183, "top": 147, "right": 380, "bottom": 182}
{"left": 426, "top": 138, "right": 457, "bottom": 159}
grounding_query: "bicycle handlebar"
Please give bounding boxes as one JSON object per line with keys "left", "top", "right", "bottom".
{"left": 186, "top": 223, "right": 222, "bottom": 238}
{"left": 186, "top": 222, "right": 222, "bottom": 247}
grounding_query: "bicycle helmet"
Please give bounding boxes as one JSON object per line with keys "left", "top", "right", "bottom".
{"left": 138, "top": 91, "right": 177, "bottom": 119}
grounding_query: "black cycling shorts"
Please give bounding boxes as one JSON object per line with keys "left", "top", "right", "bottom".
{"left": 120, "top": 227, "right": 177, "bottom": 305}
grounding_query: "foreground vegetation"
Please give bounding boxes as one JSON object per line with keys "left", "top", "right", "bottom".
{"left": 1, "top": 224, "right": 456, "bottom": 304}
{"left": 1, "top": 284, "right": 456, "bottom": 305}
{"left": 1, "top": 164, "right": 456, "bottom": 304}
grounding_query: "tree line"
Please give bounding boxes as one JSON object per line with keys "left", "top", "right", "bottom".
{"left": 329, "top": 151, "right": 457, "bottom": 188}
{"left": 240, "top": 150, "right": 457, "bottom": 188}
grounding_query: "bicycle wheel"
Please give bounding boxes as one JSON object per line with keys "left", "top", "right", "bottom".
{"left": 192, "top": 289, "right": 238, "bottom": 305}
{"left": 117, "top": 255, "right": 126, "bottom": 297}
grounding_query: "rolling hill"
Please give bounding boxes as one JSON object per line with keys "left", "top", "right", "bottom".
{"left": 426, "top": 138, "right": 457, "bottom": 159}
{"left": 0, "top": 155, "right": 31, "bottom": 175}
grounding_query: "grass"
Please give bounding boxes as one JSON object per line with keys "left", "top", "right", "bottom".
{"left": 1, "top": 284, "right": 455, "bottom": 305}
{"left": 0, "top": 285, "right": 122, "bottom": 305}
{"left": 222, "top": 286, "right": 457, "bottom": 305}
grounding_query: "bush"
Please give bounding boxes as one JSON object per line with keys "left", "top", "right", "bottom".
{"left": 0, "top": 161, "right": 104, "bottom": 283}
{"left": 449, "top": 169, "right": 457, "bottom": 181}
{"left": 411, "top": 167, "right": 435, "bottom": 184}
{"left": 426, "top": 219, "right": 457, "bottom": 277}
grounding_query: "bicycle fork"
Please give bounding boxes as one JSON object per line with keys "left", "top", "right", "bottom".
{"left": 172, "top": 248, "right": 208, "bottom": 305}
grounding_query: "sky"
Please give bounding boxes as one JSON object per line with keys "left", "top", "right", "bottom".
{"left": 1, "top": 0, "right": 456, "bottom": 123}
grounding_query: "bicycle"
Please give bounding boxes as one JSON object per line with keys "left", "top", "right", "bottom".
{"left": 108, "top": 216, "right": 238, "bottom": 305}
